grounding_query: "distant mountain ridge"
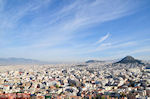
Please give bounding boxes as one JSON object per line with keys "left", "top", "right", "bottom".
{"left": 85, "top": 60, "right": 105, "bottom": 63}
{"left": 85, "top": 59, "right": 120, "bottom": 63}
{"left": 0, "top": 57, "right": 47, "bottom": 65}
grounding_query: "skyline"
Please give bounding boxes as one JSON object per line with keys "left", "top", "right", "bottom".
{"left": 0, "top": 0, "right": 150, "bottom": 62}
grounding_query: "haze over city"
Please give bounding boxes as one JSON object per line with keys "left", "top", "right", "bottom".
{"left": 0, "top": 0, "right": 150, "bottom": 62}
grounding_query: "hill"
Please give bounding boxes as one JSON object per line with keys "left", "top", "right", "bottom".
{"left": 115, "top": 56, "right": 143, "bottom": 64}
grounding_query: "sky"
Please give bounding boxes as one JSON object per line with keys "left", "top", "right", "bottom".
{"left": 0, "top": 0, "right": 150, "bottom": 62}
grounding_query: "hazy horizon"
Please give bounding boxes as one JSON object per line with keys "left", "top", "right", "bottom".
{"left": 0, "top": 0, "right": 150, "bottom": 62}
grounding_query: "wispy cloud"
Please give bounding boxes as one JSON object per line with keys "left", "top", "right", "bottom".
{"left": 0, "top": 0, "right": 149, "bottom": 61}
{"left": 85, "top": 41, "right": 137, "bottom": 54}
{"left": 95, "top": 33, "right": 110, "bottom": 45}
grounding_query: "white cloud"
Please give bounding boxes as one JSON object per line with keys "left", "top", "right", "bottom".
{"left": 95, "top": 33, "right": 110, "bottom": 45}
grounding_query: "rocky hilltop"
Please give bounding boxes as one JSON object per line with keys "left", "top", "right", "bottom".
{"left": 115, "top": 56, "right": 144, "bottom": 65}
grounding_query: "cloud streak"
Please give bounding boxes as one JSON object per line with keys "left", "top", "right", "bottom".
{"left": 95, "top": 33, "right": 110, "bottom": 45}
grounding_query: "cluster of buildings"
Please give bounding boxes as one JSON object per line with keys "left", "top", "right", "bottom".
{"left": 0, "top": 63, "right": 149, "bottom": 99}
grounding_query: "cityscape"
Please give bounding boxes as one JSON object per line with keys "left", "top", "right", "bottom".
{"left": 0, "top": 56, "right": 149, "bottom": 98}
{"left": 0, "top": 0, "right": 150, "bottom": 99}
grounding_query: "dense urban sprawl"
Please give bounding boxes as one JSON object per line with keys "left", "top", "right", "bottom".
{"left": 0, "top": 62, "right": 149, "bottom": 99}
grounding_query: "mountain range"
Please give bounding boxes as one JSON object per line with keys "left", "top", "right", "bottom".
{"left": 0, "top": 57, "right": 46, "bottom": 65}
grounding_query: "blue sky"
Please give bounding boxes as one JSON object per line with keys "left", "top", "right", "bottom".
{"left": 0, "top": 0, "right": 150, "bottom": 62}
